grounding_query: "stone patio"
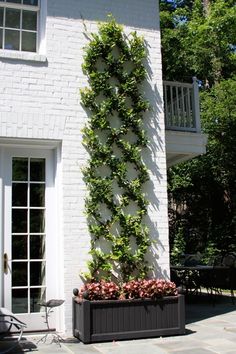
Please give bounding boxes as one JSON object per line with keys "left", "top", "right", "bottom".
{"left": 1, "top": 294, "right": 236, "bottom": 354}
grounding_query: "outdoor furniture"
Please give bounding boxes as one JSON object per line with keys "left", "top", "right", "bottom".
{"left": 170, "top": 265, "right": 236, "bottom": 301}
{"left": 36, "top": 299, "right": 65, "bottom": 347}
{"left": 0, "top": 307, "right": 27, "bottom": 354}
{"left": 170, "top": 266, "right": 202, "bottom": 295}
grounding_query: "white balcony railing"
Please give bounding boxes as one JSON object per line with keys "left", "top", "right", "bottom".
{"left": 163, "top": 77, "right": 201, "bottom": 133}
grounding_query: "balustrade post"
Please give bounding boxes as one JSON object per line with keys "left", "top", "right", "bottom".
{"left": 192, "top": 77, "right": 201, "bottom": 133}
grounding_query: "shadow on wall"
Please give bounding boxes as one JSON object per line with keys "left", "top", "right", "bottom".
{"left": 0, "top": 57, "right": 48, "bottom": 67}
{"left": 142, "top": 41, "right": 167, "bottom": 280}
{"left": 48, "top": 0, "right": 160, "bottom": 31}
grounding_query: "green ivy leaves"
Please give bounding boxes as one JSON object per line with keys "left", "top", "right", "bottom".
{"left": 81, "top": 17, "right": 151, "bottom": 282}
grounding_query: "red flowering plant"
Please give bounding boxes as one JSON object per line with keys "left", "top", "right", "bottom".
{"left": 122, "top": 279, "right": 177, "bottom": 300}
{"left": 75, "top": 279, "right": 177, "bottom": 301}
{"left": 78, "top": 280, "right": 120, "bottom": 301}
{"left": 121, "top": 279, "right": 143, "bottom": 299}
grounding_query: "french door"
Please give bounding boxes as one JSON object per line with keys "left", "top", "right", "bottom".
{"left": 1, "top": 147, "right": 58, "bottom": 331}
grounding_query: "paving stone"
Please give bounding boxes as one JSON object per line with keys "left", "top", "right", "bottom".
{"left": 93, "top": 341, "right": 120, "bottom": 348}
{"left": 224, "top": 326, "right": 236, "bottom": 333}
{"left": 204, "top": 338, "right": 236, "bottom": 351}
{"left": 155, "top": 338, "right": 202, "bottom": 351}
{"left": 168, "top": 348, "right": 217, "bottom": 354}
{"left": 116, "top": 338, "right": 160, "bottom": 346}
{"left": 93, "top": 343, "right": 167, "bottom": 354}
{"left": 203, "top": 321, "right": 232, "bottom": 329}
{"left": 62, "top": 342, "right": 101, "bottom": 354}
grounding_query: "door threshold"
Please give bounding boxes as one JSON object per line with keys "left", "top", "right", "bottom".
{"left": 23, "top": 329, "right": 56, "bottom": 334}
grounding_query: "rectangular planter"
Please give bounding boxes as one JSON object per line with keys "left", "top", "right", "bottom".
{"left": 73, "top": 294, "right": 185, "bottom": 344}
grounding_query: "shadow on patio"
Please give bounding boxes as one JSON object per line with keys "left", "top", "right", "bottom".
{"left": 0, "top": 337, "right": 37, "bottom": 353}
{"left": 185, "top": 293, "right": 236, "bottom": 325}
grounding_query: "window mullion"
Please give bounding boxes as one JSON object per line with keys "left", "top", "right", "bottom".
{"left": 19, "top": 8, "right": 22, "bottom": 51}
{"left": 36, "top": 6, "right": 39, "bottom": 51}
{"left": 2, "top": 7, "right": 5, "bottom": 49}
{"left": 27, "top": 158, "right": 30, "bottom": 313}
{"left": 0, "top": 3, "right": 40, "bottom": 12}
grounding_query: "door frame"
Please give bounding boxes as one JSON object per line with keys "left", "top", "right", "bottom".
{"left": 0, "top": 138, "right": 63, "bottom": 332}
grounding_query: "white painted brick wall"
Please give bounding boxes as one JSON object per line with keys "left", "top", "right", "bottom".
{"left": 0, "top": 0, "right": 169, "bottom": 334}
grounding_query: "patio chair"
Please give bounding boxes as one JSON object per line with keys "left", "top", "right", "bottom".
{"left": 0, "top": 307, "right": 27, "bottom": 353}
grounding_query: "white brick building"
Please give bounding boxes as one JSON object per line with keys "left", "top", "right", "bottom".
{"left": 0, "top": 0, "right": 206, "bottom": 334}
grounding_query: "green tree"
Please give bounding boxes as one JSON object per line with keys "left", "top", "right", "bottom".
{"left": 160, "top": 0, "right": 236, "bottom": 85}
{"left": 160, "top": 0, "right": 236, "bottom": 261}
{"left": 168, "top": 79, "right": 236, "bottom": 257}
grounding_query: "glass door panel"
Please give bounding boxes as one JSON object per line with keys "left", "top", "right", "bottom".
{"left": 2, "top": 147, "right": 58, "bottom": 331}
{"left": 11, "top": 157, "right": 46, "bottom": 314}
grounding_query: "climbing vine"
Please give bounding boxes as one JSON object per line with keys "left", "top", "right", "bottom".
{"left": 81, "top": 17, "right": 151, "bottom": 282}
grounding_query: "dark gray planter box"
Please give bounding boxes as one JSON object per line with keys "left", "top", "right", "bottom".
{"left": 73, "top": 294, "right": 185, "bottom": 344}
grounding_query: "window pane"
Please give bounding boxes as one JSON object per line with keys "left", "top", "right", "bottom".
{"left": 12, "top": 289, "right": 28, "bottom": 314}
{"left": 12, "top": 262, "right": 28, "bottom": 286}
{"left": 23, "top": 0, "right": 38, "bottom": 6}
{"left": 30, "top": 209, "right": 45, "bottom": 233}
{"left": 5, "top": 8, "right": 20, "bottom": 29}
{"left": 12, "top": 183, "right": 28, "bottom": 206}
{"left": 22, "top": 31, "right": 36, "bottom": 52}
{"left": 12, "top": 235, "right": 28, "bottom": 259}
{"left": 12, "top": 209, "right": 27, "bottom": 233}
{"left": 6, "top": 1, "right": 22, "bottom": 3}
{"left": 30, "top": 288, "right": 45, "bottom": 313}
{"left": 13, "top": 158, "right": 28, "bottom": 181}
{"left": 4, "top": 29, "right": 20, "bottom": 50}
{"left": 30, "top": 261, "right": 45, "bottom": 286}
{"left": 0, "top": 8, "right": 3, "bottom": 27}
{"left": 0, "top": 29, "right": 2, "bottom": 49}
{"left": 30, "top": 184, "right": 45, "bottom": 207}
{"left": 30, "top": 235, "right": 45, "bottom": 259}
{"left": 30, "top": 158, "right": 45, "bottom": 181}
{"left": 22, "top": 10, "right": 37, "bottom": 31}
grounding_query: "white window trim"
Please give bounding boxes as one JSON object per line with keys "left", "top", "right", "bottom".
{"left": 0, "top": 138, "right": 64, "bottom": 332}
{"left": 38, "top": 0, "right": 46, "bottom": 55}
{"left": 0, "top": 0, "right": 47, "bottom": 62}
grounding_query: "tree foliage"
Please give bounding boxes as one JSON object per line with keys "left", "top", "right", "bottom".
{"left": 160, "top": 0, "right": 236, "bottom": 86}
{"left": 161, "top": 0, "right": 236, "bottom": 262}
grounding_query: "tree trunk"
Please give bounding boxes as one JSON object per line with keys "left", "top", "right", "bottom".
{"left": 202, "top": 0, "right": 210, "bottom": 16}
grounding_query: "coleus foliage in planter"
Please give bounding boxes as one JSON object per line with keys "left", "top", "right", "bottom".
{"left": 74, "top": 279, "right": 178, "bottom": 302}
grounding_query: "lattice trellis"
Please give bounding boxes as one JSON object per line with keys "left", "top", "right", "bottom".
{"left": 81, "top": 18, "right": 151, "bottom": 282}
